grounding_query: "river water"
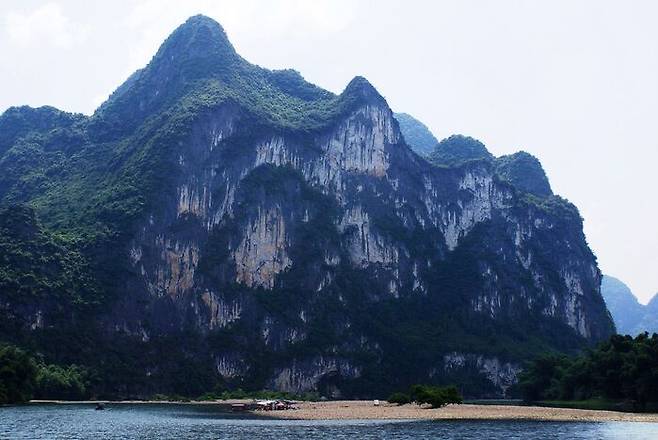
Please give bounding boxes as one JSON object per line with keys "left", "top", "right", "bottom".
{"left": 1, "top": 403, "right": 658, "bottom": 439}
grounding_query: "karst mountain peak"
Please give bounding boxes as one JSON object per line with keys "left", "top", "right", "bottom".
{"left": 0, "top": 14, "right": 613, "bottom": 400}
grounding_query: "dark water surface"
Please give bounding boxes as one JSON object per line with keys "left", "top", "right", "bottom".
{"left": 2, "top": 403, "right": 658, "bottom": 439}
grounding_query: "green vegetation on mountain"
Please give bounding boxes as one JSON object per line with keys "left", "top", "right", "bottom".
{"left": 520, "top": 333, "right": 658, "bottom": 410}
{"left": 0, "top": 205, "right": 99, "bottom": 306}
{"left": 0, "top": 106, "right": 85, "bottom": 158}
{"left": 496, "top": 151, "right": 552, "bottom": 197}
{"left": 429, "top": 134, "right": 493, "bottom": 167}
{"left": 93, "top": 15, "right": 377, "bottom": 141}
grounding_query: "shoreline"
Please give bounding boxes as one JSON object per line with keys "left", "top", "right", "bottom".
{"left": 253, "top": 401, "right": 658, "bottom": 423}
{"left": 24, "top": 400, "right": 658, "bottom": 422}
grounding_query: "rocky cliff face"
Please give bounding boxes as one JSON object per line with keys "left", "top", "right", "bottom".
{"left": 0, "top": 15, "right": 613, "bottom": 398}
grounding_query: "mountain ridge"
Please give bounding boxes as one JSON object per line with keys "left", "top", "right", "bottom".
{"left": 395, "top": 114, "right": 553, "bottom": 199}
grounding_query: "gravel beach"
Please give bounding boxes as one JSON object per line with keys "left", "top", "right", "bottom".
{"left": 255, "top": 401, "right": 658, "bottom": 422}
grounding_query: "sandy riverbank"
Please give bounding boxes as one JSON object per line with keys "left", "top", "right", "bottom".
{"left": 255, "top": 401, "right": 658, "bottom": 422}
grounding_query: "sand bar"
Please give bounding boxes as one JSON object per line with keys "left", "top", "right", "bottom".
{"left": 254, "top": 401, "right": 658, "bottom": 422}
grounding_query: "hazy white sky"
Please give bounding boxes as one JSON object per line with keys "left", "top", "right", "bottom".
{"left": 1, "top": 0, "right": 657, "bottom": 302}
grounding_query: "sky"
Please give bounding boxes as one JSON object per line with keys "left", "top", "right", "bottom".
{"left": 1, "top": 0, "right": 657, "bottom": 302}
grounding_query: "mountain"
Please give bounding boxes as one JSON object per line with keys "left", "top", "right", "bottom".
{"left": 601, "top": 276, "right": 645, "bottom": 334}
{"left": 393, "top": 113, "right": 438, "bottom": 156}
{"left": 0, "top": 15, "right": 613, "bottom": 399}
{"left": 601, "top": 275, "right": 658, "bottom": 335}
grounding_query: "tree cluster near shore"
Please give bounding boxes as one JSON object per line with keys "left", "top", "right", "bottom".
{"left": 0, "top": 341, "right": 328, "bottom": 404}
{"left": 0, "top": 344, "right": 89, "bottom": 404}
{"left": 520, "top": 333, "right": 658, "bottom": 410}
{"left": 387, "top": 384, "right": 463, "bottom": 408}
{"left": 0, "top": 344, "right": 36, "bottom": 404}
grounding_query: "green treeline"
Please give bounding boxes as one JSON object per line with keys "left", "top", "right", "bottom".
{"left": 520, "top": 333, "right": 658, "bottom": 410}
{"left": 0, "top": 344, "right": 89, "bottom": 404}
{"left": 387, "top": 384, "right": 463, "bottom": 408}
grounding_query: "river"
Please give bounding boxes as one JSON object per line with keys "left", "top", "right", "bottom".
{"left": 2, "top": 403, "right": 658, "bottom": 439}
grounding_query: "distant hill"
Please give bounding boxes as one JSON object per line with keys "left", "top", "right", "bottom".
{"left": 601, "top": 275, "right": 658, "bottom": 335}
{"left": 637, "top": 294, "right": 658, "bottom": 335}
{"left": 393, "top": 112, "right": 438, "bottom": 156}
